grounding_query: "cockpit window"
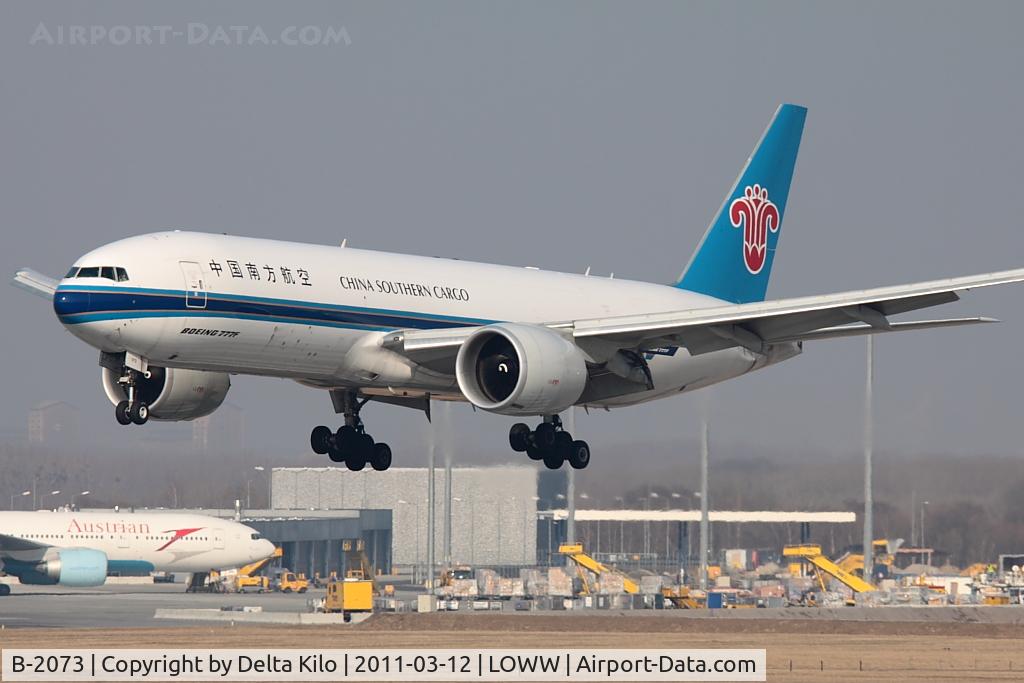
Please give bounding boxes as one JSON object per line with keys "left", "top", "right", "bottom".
{"left": 65, "top": 267, "right": 79, "bottom": 278}
{"left": 72, "top": 266, "right": 128, "bottom": 281}
{"left": 250, "top": 533, "right": 262, "bottom": 540}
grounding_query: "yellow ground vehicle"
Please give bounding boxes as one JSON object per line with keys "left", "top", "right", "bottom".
{"left": 783, "top": 544, "right": 875, "bottom": 594}
{"left": 835, "top": 539, "right": 901, "bottom": 578}
{"left": 559, "top": 543, "right": 638, "bottom": 595}
{"left": 229, "top": 547, "right": 282, "bottom": 593}
{"left": 274, "top": 570, "right": 309, "bottom": 593}
{"left": 323, "top": 578, "right": 374, "bottom": 621}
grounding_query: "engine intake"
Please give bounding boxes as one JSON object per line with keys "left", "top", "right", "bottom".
{"left": 101, "top": 366, "right": 230, "bottom": 421}
{"left": 455, "top": 323, "right": 587, "bottom": 415}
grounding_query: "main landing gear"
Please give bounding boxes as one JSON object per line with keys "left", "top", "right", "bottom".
{"left": 309, "top": 391, "right": 392, "bottom": 472}
{"left": 113, "top": 368, "right": 149, "bottom": 426}
{"left": 509, "top": 415, "right": 590, "bottom": 470}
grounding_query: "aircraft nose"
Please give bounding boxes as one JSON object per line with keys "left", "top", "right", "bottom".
{"left": 257, "top": 539, "right": 275, "bottom": 559}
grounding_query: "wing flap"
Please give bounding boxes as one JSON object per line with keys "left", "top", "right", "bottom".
{"left": 573, "top": 268, "right": 1024, "bottom": 352}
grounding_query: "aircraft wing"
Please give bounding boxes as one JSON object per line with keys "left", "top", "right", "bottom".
{"left": 12, "top": 268, "right": 58, "bottom": 301}
{"left": 571, "top": 268, "right": 1024, "bottom": 356}
{"left": 0, "top": 533, "right": 49, "bottom": 553}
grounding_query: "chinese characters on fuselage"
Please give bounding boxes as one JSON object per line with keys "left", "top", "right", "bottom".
{"left": 207, "top": 260, "right": 312, "bottom": 286}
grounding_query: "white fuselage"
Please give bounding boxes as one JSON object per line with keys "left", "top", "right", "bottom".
{"left": 54, "top": 231, "right": 798, "bottom": 407}
{"left": 0, "top": 511, "right": 275, "bottom": 574}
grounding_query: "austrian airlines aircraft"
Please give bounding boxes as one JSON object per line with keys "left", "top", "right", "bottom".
{"left": 13, "top": 105, "right": 1024, "bottom": 472}
{"left": 0, "top": 511, "right": 276, "bottom": 595}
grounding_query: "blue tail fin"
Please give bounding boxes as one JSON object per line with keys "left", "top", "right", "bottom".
{"left": 677, "top": 104, "right": 806, "bottom": 303}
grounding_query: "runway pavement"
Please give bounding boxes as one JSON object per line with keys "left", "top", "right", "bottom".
{"left": 0, "top": 583, "right": 327, "bottom": 629}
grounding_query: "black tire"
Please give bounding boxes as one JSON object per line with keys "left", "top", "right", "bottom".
{"left": 129, "top": 402, "right": 149, "bottom": 425}
{"left": 327, "top": 445, "right": 345, "bottom": 463}
{"left": 359, "top": 433, "right": 374, "bottom": 458}
{"left": 283, "top": 587, "right": 292, "bottom": 593}
{"left": 310, "top": 425, "right": 332, "bottom": 455}
{"left": 554, "top": 431, "right": 573, "bottom": 452}
{"left": 346, "top": 455, "right": 367, "bottom": 471}
{"left": 567, "top": 440, "right": 591, "bottom": 469}
{"left": 534, "top": 422, "right": 556, "bottom": 448}
{"left": 335, "top": 425, "right": 358, "bottom": 452}
{"left": 371, "top": 442, "right": 393, "bottom": 471}
{"left": 509, "top": 423, "right": 531, "bottom": 452}
{"left": 525, "top": 445, "right": 544, "bottom": 461}
{"left": 0, "top": 584, "right": 10, "bottom": 596}
{"left": 115, "top": 400, "right": 132, "bottom": 426}
{"left": 542, "top": 450, "right": 564, "bottom": 470}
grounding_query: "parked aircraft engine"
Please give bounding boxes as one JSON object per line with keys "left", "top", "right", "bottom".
{"left": 18, "top": 548, "right": 108, "bottom": 587}
{"left": 455, "top": 323, "right": 587, "bottom": 416}
{"left": 101, "top": 366, "right": 230, "bottom": 421}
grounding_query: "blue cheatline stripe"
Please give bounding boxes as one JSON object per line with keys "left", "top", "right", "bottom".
{"left": 53, "top": 285, "right": 495, "bottom": 331}
{"left": 56, "top": 284, "right": 494, "bottom": 325}
{"left": 107, "top": 559, "right": 156, "bottom": 575}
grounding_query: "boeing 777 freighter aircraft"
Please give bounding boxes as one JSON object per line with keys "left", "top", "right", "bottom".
{"left": 13, "top": 105, "right": 1024, "bottom": 473}
{"left": 0, "top": 510, "right": 276, "bottom": 595}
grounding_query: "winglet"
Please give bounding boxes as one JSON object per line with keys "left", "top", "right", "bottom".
{"left": 12, "top": 268, "right": 58, "bottom": 301}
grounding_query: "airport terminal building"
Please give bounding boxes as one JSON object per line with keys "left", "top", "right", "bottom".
{"left": 271, "top": 466, "right": 540, "bottom": 567}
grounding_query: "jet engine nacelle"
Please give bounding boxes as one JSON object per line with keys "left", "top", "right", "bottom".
{"left": 101, "top": 366, "right": 230, "bottom": 421}
{"left": 455, "top": 323, "right": 587, "bottom": 416}
{"left": 18, "top": 548, "right": 108, "bottom": 587}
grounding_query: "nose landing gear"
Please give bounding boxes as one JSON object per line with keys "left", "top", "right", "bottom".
{"left": 113, "top": 368, "right": 149, "bottom": 426}
{"left": 509, "top": 415, "right": 590, "bottom": 469}
{"left": 309, "top": 391, "right": 393, "bottom": 471}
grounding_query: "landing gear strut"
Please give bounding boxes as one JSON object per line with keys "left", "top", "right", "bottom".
{"left": 310, "top": 391, "right": 393, "bottom": 471}
{"left": 113, "top": 368, "right": 149, "bottom": 426}
{"left": 509, "top": 415, "right": 590, "bottom": 470}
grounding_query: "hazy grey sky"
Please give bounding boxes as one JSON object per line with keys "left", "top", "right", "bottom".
{"left": 2, "top": 1, "right": 1022, "bottom": 463}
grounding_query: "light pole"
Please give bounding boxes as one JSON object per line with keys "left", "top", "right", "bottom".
{"left": 71, "top": 490, "right": 90, "bottom": 510}
{"left": 253, "top": 466, "right": 269, "bottom": 508}
{"left": 614, "top": 496, "right": 625, "bottom": 554}
{"left": 667, "top": 493, "right": 680, "bottom": 569}
{"left": 921, "top": 500, "right": 930, "bottom": 565}
{"left": 578, "top": 492, "right": 590, "bottom": 551}
{"left": 10, "top": 490, "right": 30, "bottom": 510}
{"left": 41, "top": 490, "right": 61, "bottom": 510}
{"left": 863, "top": 335, "right": 874, "bottom": 583}
{"left": 646, "top": 492, "right": 659, "bottom": 559}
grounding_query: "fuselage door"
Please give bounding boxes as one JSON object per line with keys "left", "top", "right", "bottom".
{"left": 213, "top": 528, "right": 225, "bottom": 550}
{"left": 180, "top": 261, "right": 207, "bottom": 309}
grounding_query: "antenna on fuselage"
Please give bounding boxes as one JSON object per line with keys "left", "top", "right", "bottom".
{"left": 584, "top": 266, "right": 591, "bottom": 276}
{"left": 340, "top": 239, "right": 348, "bottom": 248}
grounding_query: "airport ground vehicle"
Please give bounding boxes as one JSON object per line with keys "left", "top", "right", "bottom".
{"left": 321, "top": 578, "right": 374, "bottom": 621}
{"left": 274, "top": 570, "right": 309, "bottom": 593}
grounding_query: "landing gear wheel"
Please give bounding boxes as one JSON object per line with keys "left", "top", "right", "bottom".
{"left": 345, "top": 454, "right": 367, "bottom": 471}
{"left": 327, "top": 445, "right": 345, "bottom": 463}
{"left": 509, "top": 423, "right": 531, "bottom": 452}
{"left": 336, "top": 425, "right": 358, "bottom": 453}
{"left": 115, "top": 401, "right": 132, "bottom": 426}
{"left": 534, "top": 422, "right": 557, "bottom": 449}
{"left": 371, "top": 442, "right": 392, "bottom": 471}
{"left": 310, "top": 426, "right": 332, "bottom": 455}
{"left": 0, "top": 584, "right": 9, "bottom": 596}
{"left": 554, "top": 430, "right": 573, "bottom": 453}
{"left": 567, "top": 440, "right": 590, "bottom": 469}
{"left": 129, "top": 402, "right": 149, "bottom": 425}
{"left": 542, "top": 450, "right": 564, "bottom": 470}
{"left": 525, "top": 445, "right": 544, "bottom": 461}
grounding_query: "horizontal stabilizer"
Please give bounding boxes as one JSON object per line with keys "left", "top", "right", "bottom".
{"left": 11, "top": 268, "right": 58, "bottom": 300}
